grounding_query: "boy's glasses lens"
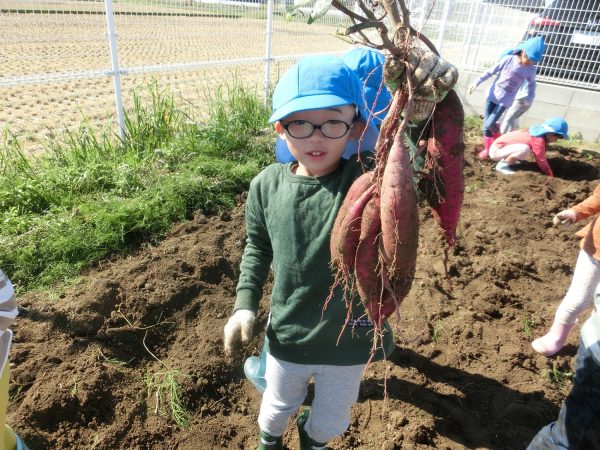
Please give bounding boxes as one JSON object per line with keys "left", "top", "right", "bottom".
{"left": 283, "top": 120, "right": 352, "bottom": 139}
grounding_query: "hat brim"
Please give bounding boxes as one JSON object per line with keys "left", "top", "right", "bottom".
{"left": 529, "top": 124, "right": 568, "bottom": 139}
{"left": 269, "top": 95, "right": 353, "bottom": 123}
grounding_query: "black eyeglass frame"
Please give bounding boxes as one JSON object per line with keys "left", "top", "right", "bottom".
{"left": 280, "top": 119, "right": 356, "bottom": 139}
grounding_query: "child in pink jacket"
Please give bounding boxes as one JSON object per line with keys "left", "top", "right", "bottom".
{"left": 488, "top": 117, "right": 568, "bottom": 175}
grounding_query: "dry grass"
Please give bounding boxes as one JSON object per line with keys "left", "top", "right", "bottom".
{"left": 1, "top": 1, "right": 352, "bottom": 153}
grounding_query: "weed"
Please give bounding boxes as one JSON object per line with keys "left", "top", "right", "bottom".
{"left": 464, "top": 115, "right": 483, "bottom": 139}
{"left": 546, "top": 361, "right": 574, "bottom": 387}
{"left": 90, "top": 433, "right": 101, "bottom": 449}
{"left": 465, "top": 181, "right": 484, "bottom": 193}
{"left": 523, "top": 314, "right": 534, "bottom": 339}
{"left": 96, "top": 349, "right": 134, "bottom": 368}
{"left": 144, "top": 369, "right": 191, "bottom": 428}
{"left": 431, "top": 320, "right": 444, "bottom": 343}
{"left": 70, "top": 376, "right": 78, "bottom": 398}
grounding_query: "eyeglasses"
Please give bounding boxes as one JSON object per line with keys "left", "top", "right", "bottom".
{"left": 281, "top": 119, "right": 354, "bottom": 139}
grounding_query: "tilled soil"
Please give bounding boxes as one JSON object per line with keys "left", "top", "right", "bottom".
{"left": 7, "top": 142, "right": 600, "bottom": 449}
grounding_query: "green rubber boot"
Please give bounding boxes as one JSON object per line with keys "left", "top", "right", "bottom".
{"left": 296, "top": 408, "right": 329, "bottom": 450}
{"left": 257, "top": 429, "right": 283, "bottom": 450}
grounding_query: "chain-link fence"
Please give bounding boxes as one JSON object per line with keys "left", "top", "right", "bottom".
{"left": 1, "top": 0, "right": 598, "bottom": 152}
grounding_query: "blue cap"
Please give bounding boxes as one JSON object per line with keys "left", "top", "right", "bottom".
{"left": 517, "top": 36, "right": 545, "bottom": 63}
{"left": 341, "top": 48, "right": 392, "bottom": 126}
{"left": 269, "top": 54, "right": 376, "bottom": 132}
{"left": 529, "top": 117, "right": 569, "bottom": 138}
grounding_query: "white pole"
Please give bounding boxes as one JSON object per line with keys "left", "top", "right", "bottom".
{"left": 104, "top": 0, "right": 126, "bottom": 141}
{"left": 436, "top": 0, "right": 451, "bottom": 53}
{"left": 460, "top": 0, "right": 479, "bottom": 67}
{"left": 264, "top": 0, "right": 275, "bottom": 107}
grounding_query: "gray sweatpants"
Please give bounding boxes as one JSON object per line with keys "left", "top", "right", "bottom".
{"left": 257, "top": 352, "right": 364, "bottom": 443}
{"left": 500, "top": 98, "right": 532, "bottom": 134}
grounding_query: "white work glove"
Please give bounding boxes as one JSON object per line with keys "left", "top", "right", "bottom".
{"left": 468, "top": 83, "right": 477, "bottom": 95}
{"left": 553, "top": 209, "right": 577, "bottom": 227}
{"left": 223, "top": 309, "right": 255, "bottom": 357}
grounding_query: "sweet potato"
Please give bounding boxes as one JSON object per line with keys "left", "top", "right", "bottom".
{"left": 425, "top": 89, "right": 465, "bottom": 247}
{"left": 330, "top": 175, "right": 375, "bottom": 275}
{"left": 379, "top": 130, "right": 419, "bottom": 283}
{"left": 354, "top": 196, "right": 381, "bottom": 308}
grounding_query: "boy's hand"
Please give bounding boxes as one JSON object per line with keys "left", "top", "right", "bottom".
{"left": 552, "top": 209, "right": 577, "bottom": 227}
{"left": 223, "top": 309, "right": 255, "bottom": 356}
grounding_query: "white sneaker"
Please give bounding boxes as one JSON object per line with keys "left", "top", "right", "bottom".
{"left": 495, "top": 160, "right": 515, "bottom": 175}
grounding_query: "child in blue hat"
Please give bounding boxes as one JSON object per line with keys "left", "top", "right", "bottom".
{"left": 274, "top": 48, "right": 390, "bottom": 163}
{"left": 223, "top": 54, "right": 394, "bottom": 450}
{"left": 487, "top": 116, "right": 568, "bottom": 175}
{"left": 468, "top": 36, "right": 545, "bottom": 159}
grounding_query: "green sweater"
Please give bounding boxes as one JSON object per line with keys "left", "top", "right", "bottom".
{"left": 235, "top": 155, "right": 394, "bottom": 365}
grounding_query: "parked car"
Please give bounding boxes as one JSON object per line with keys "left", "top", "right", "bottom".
{"left": 526, "top": 0, "right": 600, "bottom": 84}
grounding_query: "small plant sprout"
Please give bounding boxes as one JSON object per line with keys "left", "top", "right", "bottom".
{"left": 431, "top": 320, "right": 445, "bottom": 343}
{"left": 96, "top": 348, "right": 134, "bottom": 368}
{"left": 144, "top": 369, "right": 191, "bottom": 428}
{"left": 137, "top": 325, "right": 191, "bottom": 429}
{"left": 546, "top": 361, "right": 574, "bottom": 387}
{"left": 70, "top": 376, "right": 78, "bottom": 398}
{"left": 523, "top": 314, "right": 534, "bottom": 339}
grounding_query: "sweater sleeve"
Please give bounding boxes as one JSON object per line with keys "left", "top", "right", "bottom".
{"left": 530, "top": 136, "right": 553, "bottom": 177}
{"left": 474, "top": 57, "right": 507, "bottom": 86}
{"left": 234, "top": 180, "right": 273, "bottom": 313}
{"left": 573, "top": 184, "right": 600, "bottom": 221}
{"left": 523, "top": 75, "right": 536, "bottom": 104}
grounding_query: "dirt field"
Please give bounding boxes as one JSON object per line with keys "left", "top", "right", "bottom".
{"left": 1, "top": 4, "right": 350, "bottom": 152}
{"left": 6, "top": 137, "right": 600, "bottom": 449}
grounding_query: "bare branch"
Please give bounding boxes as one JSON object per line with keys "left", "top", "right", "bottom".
{"left": 331, "top": 0, "right": 369, "bottom": 23}
{"left": 381, "top": 0, "right": 402, "bottom": 30}
{"left": 397, "top": 0, "right": 411, "bottom": 28}
{"left": 355, "top": 0, "right": 377, "bottom": 20}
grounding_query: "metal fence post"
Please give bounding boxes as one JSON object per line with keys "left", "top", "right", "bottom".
{"left": 264, "top": 0, "right": 275, "bottom": 107}
{"left": 436, "top": 0, "right": 451, "bottom": 53}
{"left": 104, "top": 0, "right": 126, "bottom": 141}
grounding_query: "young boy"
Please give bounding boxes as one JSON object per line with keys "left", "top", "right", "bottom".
{"left": 223, "top": 55, "right": 394, "bottom": 449}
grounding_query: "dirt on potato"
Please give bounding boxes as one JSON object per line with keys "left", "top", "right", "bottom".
{"left": 7, "top": 142, "right": 600, "bottom": 450}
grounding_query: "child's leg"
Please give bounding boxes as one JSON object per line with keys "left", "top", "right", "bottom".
{"left": 303, "top": 363, "right": 364, "bottom": 444}
{"left": 555, "top": 251, "right": 600, "bottom": 323}
{"left": 488, "top": 143, "right": 530, "bottom": 162}
{"left": 527, "top": 340, "right": 600, "bottom": 449}
{"left": 478, "top": 99, "right": 507, "bottom": 159}
{"left": 483, "top": 99, "right": 506, "bottom": 137}
{"left": 532, "top": 251, "right": 600, "bottom": 356}
{"left": 500, "top": 99, "right": 531, "bottom": 134}
{"left": 258, "top": 353, "right": 312, "bottom": 437}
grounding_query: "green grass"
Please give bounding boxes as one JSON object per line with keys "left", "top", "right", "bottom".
{"left": 546, "top": 361, "right": 574, "bottom": 387}
{"left": 523, "top": 314, "right": 534, "bottom": 339}
{"left": 0, "top": 80, "right": 274, "bottom": 293}
{"left": 464, "top": 115, "right": 483, "bottom": 141}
